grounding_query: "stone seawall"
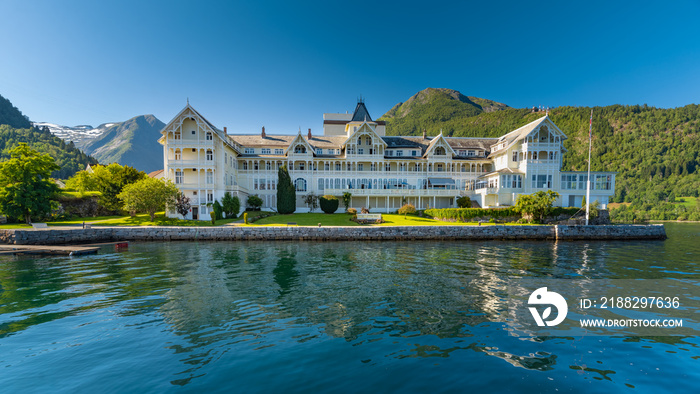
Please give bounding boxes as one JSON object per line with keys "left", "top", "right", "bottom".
{"left": 0, "top": 224, "right": 666, "bottom": 245}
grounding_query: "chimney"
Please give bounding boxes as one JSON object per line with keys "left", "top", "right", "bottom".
{"left": 307, "top": 128, "right": 312, "bottom": 140}
{"left": 422, "top": 129, "right": 427, "bottom": 140}
{"left": 261, "top": 126, "right": 266, "bottom": 138}
{"left": 224, "top": 127, "right": 227, "bottom": 133}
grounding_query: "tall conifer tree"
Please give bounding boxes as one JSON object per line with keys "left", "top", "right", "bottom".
{"left": 277, "top": 165, "right": 296, "bottom": 214}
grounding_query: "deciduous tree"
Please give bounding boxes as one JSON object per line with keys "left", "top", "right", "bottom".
{"left": 117, "top": 178, "right": 178, "bottom": 221}
{"left": 0, "top": 143, "right": 60, "bottom": 223}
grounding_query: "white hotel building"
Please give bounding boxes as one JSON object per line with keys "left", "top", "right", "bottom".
{"left": 159, "top": 101, "right": 615, "bottom": 220}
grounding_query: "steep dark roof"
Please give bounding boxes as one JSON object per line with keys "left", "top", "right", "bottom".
{"left": 351, "top": 101, "right": 373, "bottom": 122}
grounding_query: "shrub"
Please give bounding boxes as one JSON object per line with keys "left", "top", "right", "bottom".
{"left": 347, "top": 208, "right": 357, "bottom": 215}
{"left": 212, "top": 200, "right": 223, "bottom": 220}
{"left": 514, "top": 190, "right": 560, "bottom": 223}
{"left": 398, "top": 203, "right": 416, "bottom": 218}
{"left": 247, "top": 194, "right": 263, "bottom": 210}
{"left": 342, "top": 192, "right": 352, "bottom": 212}
{"left": 319, "top": 195, "right": 339, "bottom": 214}
{"left": 456, "top": 196, "right": 471, "bottom": 208}
{"left": 221, "top": 192, "right": 240, "bottom": 218}
{"left": 244, "top": 212, "right": 248, "bottom": 224}
{"left": 303, "top": 192, "right": 318, "bottom": 212}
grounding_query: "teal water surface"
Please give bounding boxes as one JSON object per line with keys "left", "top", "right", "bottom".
{"left": 1, "top": 223, "right": 699, "bottom": 392}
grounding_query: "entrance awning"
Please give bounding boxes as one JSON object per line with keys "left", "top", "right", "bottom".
{"left": 428, "top": 178, "right": 455, "bottom": 186}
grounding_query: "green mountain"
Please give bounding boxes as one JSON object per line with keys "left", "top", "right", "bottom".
{"left": 0, "top": 94, "right": 97, "bottom": 179}
{"left": 379, "top": 89, "right": 700, "bottom": 219}
{"left": 78, "top": 115, "right": 165, "bottom": 173}
{"left": 379, "top": 88, "right": 510, "bottom": 136}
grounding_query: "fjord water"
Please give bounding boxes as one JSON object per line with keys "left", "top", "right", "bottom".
{"left": 1, "top": 223, "right": 698, "bottom": 392}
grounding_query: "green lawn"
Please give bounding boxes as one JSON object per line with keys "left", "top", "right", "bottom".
{"left": 0, "top": 223, "right": 33, "bottom": 229}
{"left": 245, "top": 212, "right": 520, "bottom": 226}
{"left": 676, "top": 197, "right": 697, "bottom": 209}
{"left": 60, "top": 191, "right": 102, "bottom": 198}
{"left": 250, "top": 213, "right": 360, "bottom": 226}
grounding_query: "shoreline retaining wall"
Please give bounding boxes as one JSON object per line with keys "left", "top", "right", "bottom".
{"left": 0, "top": 224, "right": 666, "bottom": 245}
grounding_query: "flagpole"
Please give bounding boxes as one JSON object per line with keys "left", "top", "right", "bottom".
{"left": 586, "top": 109, "right": 592, "bottom": 225}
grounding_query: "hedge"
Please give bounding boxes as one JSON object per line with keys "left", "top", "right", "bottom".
{"left": 425, "top": 207, "right": 582, "bottom": 222}
{"left": 319, "top": 195, "right": 339, "bottom": 214}
{"left": 425, "top": 207, "right": 518, "bottom": 222}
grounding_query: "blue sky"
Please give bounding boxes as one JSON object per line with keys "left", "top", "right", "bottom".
{"left": 1, "top": 0, "right": 699, "bottom": 134}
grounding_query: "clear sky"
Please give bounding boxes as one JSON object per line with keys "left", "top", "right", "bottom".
{"left": 1, "top": 0, "right": 699, "bottom": 134}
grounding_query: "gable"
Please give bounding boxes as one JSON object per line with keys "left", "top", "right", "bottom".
{"left": 424, "top": 133, "right": 456, "bottom": 158}
{"left": 284, "top": 132, "right": 315, "bottom": 156}
{"left": 343, "top": 122, "right": 387, "bottom": 148}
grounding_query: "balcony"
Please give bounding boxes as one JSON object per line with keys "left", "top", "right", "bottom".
{"left": 169, "top": 159, "right": 216, "bottom": 167}
{"left": 167, "top": 139, "right": 215, "bottom": 148}
{"left": 321, "top": 188, "right": 462, "bottom": 197}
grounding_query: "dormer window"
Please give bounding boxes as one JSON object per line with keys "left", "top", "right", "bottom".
{"left": 244, "top": 148, "right": 254, "bottom": 154}
{"left": 316, "top": 148, "right": 323, "bottom": 155}
{"left": 294, "top": 145, "right": 307, "bottom": 154}
{"left": 434, "top": 147, "right": 446, "bottom": 155}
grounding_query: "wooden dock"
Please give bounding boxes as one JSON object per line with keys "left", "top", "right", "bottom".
{"left": 0, "top": 241, "right": 129, "bottom": 256}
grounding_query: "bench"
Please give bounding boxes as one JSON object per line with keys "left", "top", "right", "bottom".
{"left": 31, "top": 223, "right": 48, "bottom": 229}
{"left": 287, "top": 222, "right": 297, "bottom": 226}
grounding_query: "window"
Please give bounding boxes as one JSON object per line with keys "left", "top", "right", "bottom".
{"left": 174, "top": 150, "right": 181, "bottom": 160}
{"left": 385, "top": 163, "right": 390, "bottom": 171}
{"left": 254, "top": 162, "right": 259, "bottom": 170}
{"left": 175, "top": 171, "right": 183, "bottom": 184}
{"left": 357, "top": 138, "right": 362, "bottom": 146}
{"left": 327, "top": 149, "right": 335, "bottom": 155}
{"left": 266, "top": 162, "right": 271, "bottom": 170}
{"left": 396, "top": 150, "right": 403, "bottom": 157}
{"left": 294, "top": 145, "right": 306, "bottom": 154}
{"left": 274, "top": 149, "right": 283, "bottom": 155}
{"left": 578, "top": 175, "right": 588, "bottom": 190}
{"left": 245, "top": 148, "right": 254, "bottom": 154}
{"left": 434, "top": 147, "right": 446, "bottom": 155}
{"left": 206, "top": 171, "right": 213, "bottom": 184}
{"left": 371, "top": 163, "right": 376, "bottom": 171}
{"left": 192, "top": 130, "right": 196, "bottom": 135}
{"left": 467, "top": 150, "right": 475, "bottom": 157}
{"left": 295, "top": 178, "right": 307, "bottom": 192}
{"left": 174, "top": 131, "right": 181, "bottom": 140}
{"left": 531, "top": 174, "right": 552, "bottom": 189}
{"left": 298, "top": 162, "right": 305, "bottom": 171}
{"left": 347, "top": 147, "right": 355, "bottom": 155}
{"left": 561, "top": 174, "right": 577, "bottom": 190}
{"left": 412, "top": 150, "right": 418, "bottom": 156}
{"left": 532, "top": 152, "right": 538, "bottom": 160}
{"left": 316, "top": 148, "right": 323, "bottom": 155}
{"left": 325, "top": 163, "right": 330, "bottom": 171}
{"left": 262, "top": 148, "right": 271, "bottom": 154}
{"left": 459, "top": 150, "right": 467, "bottom": 156}
{"left": 366, "top": 137, "right": 372, "bottom": 145}
{"left": 242, "top": 162, "right": 248, "bottom": 170}
{"left": 206, "top": 150, "right": 213, "bottom": 161}
{"left": 207, "top": 192, "right": 213, "bottom": 203}
{"left": 336, "top": 163, "right": 341, "bottom": 171}
{"left": 386, "top": 150, "right": 394, "bottom": 157}
{"left": 358, "top": 163, "right": 364, "bottom": 171}
{"left": 595, "top": 174, "right": 612, "bottom": 190}
{"left": 206, "top": 132, "right": 213, "bottom": 141}
{"left": 549, "top": 152, "right": 554, "bottom": 161}
{"left": 512, "top": 151, "right": 518, "bottom": 162}
{"left": 318, "top": 179, "right": 324, "bottom": 190}
{"left": 358, "top": 148, "right": 364, "bottom": 155}
{"left": 437, "top": 164, "right": 443, "bottom": 172}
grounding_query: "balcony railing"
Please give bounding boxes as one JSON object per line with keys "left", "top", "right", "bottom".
{"left": 320, "top": 188, "right": 462, "bottom": 196}
{"left": 169, "top": 160, "right": 216, "bottom": 167}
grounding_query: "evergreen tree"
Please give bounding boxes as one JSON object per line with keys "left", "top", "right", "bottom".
{"left": 276, "top": 165, "right": 295, "bottom": 214}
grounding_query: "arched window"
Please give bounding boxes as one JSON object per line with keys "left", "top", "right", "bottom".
{"left": 295, "top": 178, "right": 307, "bottom": 192}
{"left": 174, "top": 149, "right": 181, "bottom": 160}
{"left": 294, "top": 145, "right": 307, "bottom": 154}
{"left": 206, "top": 150, "right": 213, "bottom": 161}
{"left": 434, "top": 147, "right": 446, "bottom": 155}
